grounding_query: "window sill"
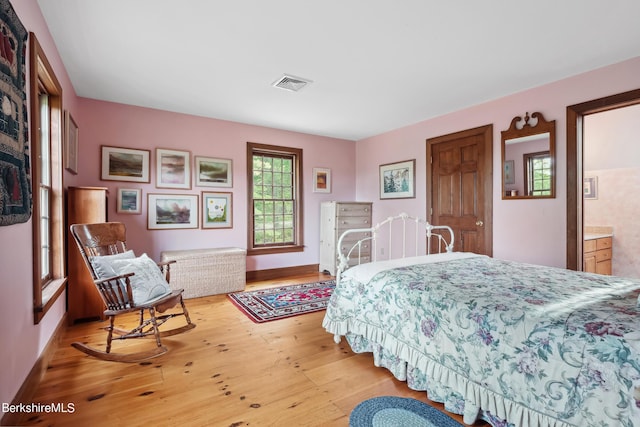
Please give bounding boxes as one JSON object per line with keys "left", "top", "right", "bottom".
{"left": 247, "top": 245, "right": 304, "bottom": 256}
{"left": 34, "top": 277, "right": 67, "bottom": 324}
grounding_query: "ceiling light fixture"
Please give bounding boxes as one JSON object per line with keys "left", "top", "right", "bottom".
{"left": 272, "top": 74, "right": 312, "bottom": 92}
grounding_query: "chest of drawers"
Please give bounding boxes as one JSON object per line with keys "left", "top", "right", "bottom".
{"left": 319, "top": 201, "right": 372, "bottom": 275}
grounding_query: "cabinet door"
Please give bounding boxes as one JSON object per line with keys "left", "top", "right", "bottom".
{"left": 67, "top": 187, "right": 108, "bottom": 324}
{"left": 596, "top": 237, "right": 612, "bottom": 250}
{"left": 583, "top": 253, "right": 596, "bottom": 273}
{"left": 596, "top": 260, "right": 612, "bottom": 275}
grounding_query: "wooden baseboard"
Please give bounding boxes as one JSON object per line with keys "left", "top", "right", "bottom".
{"left": 1, "top": 314, "right": 67, "bottom": 426}
{"left": 246, "top": 264, "right": 320, "bottom": 282}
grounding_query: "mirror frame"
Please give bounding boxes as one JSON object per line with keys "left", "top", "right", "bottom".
{"left": 501, "top": 112, "right": 556, "bottom": 199}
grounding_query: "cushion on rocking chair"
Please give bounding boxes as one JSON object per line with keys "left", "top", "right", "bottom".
{"left": 109, "top": 254, "right": 172, "bottom": 305}
{"left": 89, "top": 250, "right": 136, "bottom": 279}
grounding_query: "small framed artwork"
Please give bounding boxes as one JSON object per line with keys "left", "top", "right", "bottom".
{"left": 116, "top": 188, "right": 142, "bottom": 214}
{"left": 101, "top": 146, "right": 151, "bottom": 182}
{"left": 195, "top": 156, "right": 232, "bottom": 187}
{"left": 64, "top": 111, "right": 79, "bottom": 174}
{"left": 202, "top": 191, "right": 232, "bottom": 229}
{"left": 156, "top": 148, "right": 191, "bottom": 189}
{"left": 313, "top": 167, "right": 331, "bottom": 193}
{"left": 584, "top": 176, "right": 598, "bottom": 200}
{"left": 379, "top": 159, "right": 416, "bottom": 199}
{"left": 504, "top": 160, "right": 515, "bottom": 185}
{"left": 147, "top": 193, "right": 199, "bottom": 229}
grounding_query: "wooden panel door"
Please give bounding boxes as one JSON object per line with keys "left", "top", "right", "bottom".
{"left": 427, "top": 125, "right": 493, "bottom": 255}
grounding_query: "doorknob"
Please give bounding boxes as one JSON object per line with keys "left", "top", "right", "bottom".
{"left": 476, "top": 220, "right": 484, "bottom": 227}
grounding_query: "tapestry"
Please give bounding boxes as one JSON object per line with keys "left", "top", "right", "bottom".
{"left": 0, "top": 0, "right": 29, "bottom": 226}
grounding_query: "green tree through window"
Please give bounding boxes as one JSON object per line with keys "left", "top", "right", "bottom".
{"left": 524, "top": 151, "right": 551, "bottom": 196}
{"left": 247, "top": 143, "right": 303, "bottom": 255}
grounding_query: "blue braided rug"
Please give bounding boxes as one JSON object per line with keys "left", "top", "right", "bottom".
{"left": 350, "top": 396, "right": 463, "bottom": 427}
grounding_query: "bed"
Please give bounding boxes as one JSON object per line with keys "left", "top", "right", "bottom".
{"left": 322, "top": 213, "right": 640, "bottom": 427}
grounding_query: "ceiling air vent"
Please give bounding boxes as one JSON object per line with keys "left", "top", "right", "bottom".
{"left": 272, "top": 74, "right": 312, "bottom": 92}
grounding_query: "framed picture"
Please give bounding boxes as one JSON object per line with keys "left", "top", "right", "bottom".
{"left": 195, "top": 156, "right": 232, "bottom": 187}
{"left": 584, "top": 176, "right": 598, "bottom": 200}
{"left": 64, "top": 111, "right": 78, "bottom": 174}
{"left": 147, "top": 193, "right": 198, "bottom": 229}
{"left": 116, "top": 188, "right": 142, "bottom": 214}
{"left": 156, "top": 148, "right": 191, "bottom": 189}
{"left": 504, "top": 160, "right": 515, "bottom": 185}
{"left": 379, "top": 159, "right": 416, "bottom": 199}
{"left": 201, "top": 191, "right": 232, "bottom": 229}
{"left": 312, "top": 167, "right": 331, "bottom": 193}
{"left": 101, "top": 146, "right": 151, "bottom": 182}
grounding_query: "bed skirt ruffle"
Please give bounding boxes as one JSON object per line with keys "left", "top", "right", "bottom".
{"left": 323, "top": 317, "right": 575, "bottom": 427}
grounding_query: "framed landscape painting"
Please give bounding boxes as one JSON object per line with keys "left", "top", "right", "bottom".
{"left": 195, "top": 156, "right": 232, "bottom": 187}
{"left": 379, "top": 159, "right": 415, "bottom": 199}
{"left": 116, "top": 188, "right": 142, "bottom": 214}
{"left": 156, "top": 148, "right": 191, "bottom": 189}
{"left": 101, "top": 146, "right": 150, "bottom": 182}
{"left": 147, "top": 193, "right": 198, "bottom": 229}
{"left": 202, "top": 191, "right": 232, "bottom": 229}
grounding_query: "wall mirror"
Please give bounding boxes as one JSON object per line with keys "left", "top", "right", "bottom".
{"left": 501, "top": 112, "right": 556, "bottom": 199}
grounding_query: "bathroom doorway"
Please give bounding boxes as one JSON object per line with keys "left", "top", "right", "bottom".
{"left": 566, "top": 88, "right": 640, "bottom": 274}
{"left": 583, "top": 104, "right": 640, "bottom": 278}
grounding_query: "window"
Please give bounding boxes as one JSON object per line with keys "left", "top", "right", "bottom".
{"left": 524, "top": 151, "right": 552, "bottom": 196}
{"left": 247, "top": 142, "right": 303, "bottom": 255}
{"left": 30, "top": 33, "right": 65, "bottom": 324}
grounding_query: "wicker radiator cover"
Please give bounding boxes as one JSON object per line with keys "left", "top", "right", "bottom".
{"left": 160, "top": 247, "right": 246, "bottom": 298}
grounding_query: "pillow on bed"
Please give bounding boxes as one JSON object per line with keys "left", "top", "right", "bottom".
{"left": 109, "top": 254, "right": 171, "bottom": 305}
{"left": 89, "top": 250, "right": 136, "bottom": 279}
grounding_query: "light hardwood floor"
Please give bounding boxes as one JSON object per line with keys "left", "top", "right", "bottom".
{"left": 14, "top": 273, "right": 487, "bottom": 426}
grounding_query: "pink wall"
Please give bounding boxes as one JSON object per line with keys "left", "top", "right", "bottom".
{"left": 75, "top": 98, "right": 357, "bottom": 272}
{"left": 0, "top": 0, "right": 80, "bottom": 411}
{"left": 2, "top": 0, "right": 356, "bottom": 407}
{"left": 356, "top": 57, "right": 640, "bottom": 267}
{"left": 2, "top": 0, "right": 640, "bottom": 412}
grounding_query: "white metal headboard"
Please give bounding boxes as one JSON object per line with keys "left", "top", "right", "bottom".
{"left": 336, "top": 212, "right": 454, "bottom": 277}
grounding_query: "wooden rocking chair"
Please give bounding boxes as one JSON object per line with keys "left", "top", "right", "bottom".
{"left": 69, "top": 222, "right": 196, "bottom": 362}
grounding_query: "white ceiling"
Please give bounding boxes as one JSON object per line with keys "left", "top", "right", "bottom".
{"left": 36, "top": 0, "right": 640, "bottom": 141}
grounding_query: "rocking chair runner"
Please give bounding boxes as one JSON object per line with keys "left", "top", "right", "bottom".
{"left": 69, "top": 222, "right": 196, "bottom": 362}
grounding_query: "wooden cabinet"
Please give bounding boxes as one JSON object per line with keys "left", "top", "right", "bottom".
{"left": 67, "top": 186, "right": 108, "bottom": 324}
{"left": 584, "top": 236, "right": 612, "bottom": 275}
{"left": 319, "top": 201, "right": 372, "bottom": 276}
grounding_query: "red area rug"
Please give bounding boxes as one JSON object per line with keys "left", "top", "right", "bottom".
{"left": 228, "top": 280, "right": 335, "bottom": 323}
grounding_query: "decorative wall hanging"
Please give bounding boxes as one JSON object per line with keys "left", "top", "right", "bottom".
{"left": 202, "top": 191, "right": 232, "bottom": 228}
{"left": 584, "top": 176, "right": 598, "bottom": 200}
{"left": 312, "top": 167, "right": 331, "bottom": 193}
{"left": 156, "top": 148, "right": 191, "bottom": 189}
{"left": 0, "top": 0, "right": 30, "bottom": 226}
{"left": 379, "top": 159, "right": 416, "bottom": 199}
{"left": 195, "top": 156, "right": 232, "bottom": 187}
{"left": 64, "top": 110, "right": 78, "bottom": 174}
{"left": 116, "top": 188, "right": 142, "bottom": 214}
{"left": 101, "top": 145, "right": 150, "bottom": 182}
{"left": 147, "top": 193, "right": 198, "bottom": 229}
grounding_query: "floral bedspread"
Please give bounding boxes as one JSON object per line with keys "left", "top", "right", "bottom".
{"left": 322, "top": 254, "right": 640, "bottom": 427}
